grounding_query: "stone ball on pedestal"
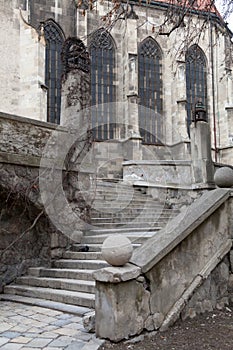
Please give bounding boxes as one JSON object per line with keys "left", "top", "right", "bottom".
{"left": 101, "top": 234, "right": 133, "bottom": 266}
{"left": 214, "top": 167, "right": 233, "bottom": 188}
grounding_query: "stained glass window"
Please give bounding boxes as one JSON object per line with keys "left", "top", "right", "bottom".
{"left": 138, "top": 37, "right": 163, "bottom": 144}
{"left": 186, "top": 44, "right": 207, "bottom": 134}
{"left": 44, "top": 20, "right": 64, "bottom": 124}
{"left": 90, "top": 29, "right": 116, "bottom": 140}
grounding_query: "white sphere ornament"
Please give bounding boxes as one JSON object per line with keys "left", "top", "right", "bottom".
{"left": 101, "top": 234, "right": 133, "bottom": 266}
{"left": 214, "top": 167, "right": 233, "bottom": 188}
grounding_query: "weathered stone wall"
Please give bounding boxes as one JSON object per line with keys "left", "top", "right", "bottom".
{"left": 0, "top": 112, "right": 57, "bottom": 158}
{"left": 94, "top": 189, "right": 233, "bottom": 341}
{"left": 29, "top": 0, "right": 76, "bottom": 36}
{"left": 0, "top": 112, "right": 92, "bottom": 291}
{"left": 182, "top": 255, "right": 233, "bottom": 320}
{"left": 0, "top": 158, "right": 70, "bottom": 293}
{"left": 0, "top": 187, "right": 49, "bottom": 293}
{"left": 0, "top": 2, "right": 46, "bottom": 120}
{"left": 0, "top": 180, "right": 71, "bottom": 293}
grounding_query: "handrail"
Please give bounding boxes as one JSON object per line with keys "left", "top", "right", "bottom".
{"left": 130, "top": 188, "right": 231, "bottom": 273}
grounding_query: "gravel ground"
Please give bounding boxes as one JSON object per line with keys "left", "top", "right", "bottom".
{"left": 100, "top": 306, "right": 233, "bottom": 350}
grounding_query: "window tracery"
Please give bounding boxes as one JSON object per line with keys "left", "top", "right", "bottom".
{"left": 138, "top": 37, "right": 163, "bottom": 144}
{"left": 43, "top": 20, "right": 64, "bottom": 124}
{"left": 90, "top": 29, "right": 116, "bottom": 140}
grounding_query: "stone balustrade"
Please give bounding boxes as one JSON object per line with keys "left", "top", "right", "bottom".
{"left": 94, "top": 188, "right": 233, "bottom": 341}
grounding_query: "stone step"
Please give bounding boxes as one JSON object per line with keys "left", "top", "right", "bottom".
{"left": 28, "top": 267, "right": 95, "bottom": 280}
{"left": 90, "top": 213, "right": 175, "bottom": 221}
{"left": 63, "top": 251, "right": 103, "bottom": 259}
{"left": 90, "top": 197, "right": 156, "bottom": 204}
{"left": 90, "top": 201, "right": 164, "bottom": 209}
{"left": 52, "top": 259, "right": 109, "bottom": 270}
{"left": 90, "top": 191, "right": 152, "bottom": 199}
{"left": 4, "top": 285, "right": 95, "bottom": 308}
{"left": 90, "top": 211, "right": 177, "bottom": 220}
{"left": 2, "top": 179, "right": 176, "bottom": 313}
{"left": 87, "top": 182, "right": 141, "bottom": 190}
{"left": 16, "top": 276, "right": 96, "bottom": 294}
{"left": 83, "top": 233, "right": 153, "bottom": 244}
{"left": 84, "top": 227, "right": 160, "bottom": 235}
{"left": 90, "top": 207, "right": 177, "bottom": 214}
{"left": 0, "top": 294, "right": 92, "bottom": 316}
{"left": 86, "top": 186, "right": 144, "bottom": 193}
{"left": 92, "top": 209, "right": 168, "bottom": 216}
{"left": 70, "top": 242, "right": 141, "bottom": 252}
{"left": 90, "top": 222, "right": 163, "bottom": 229}
{"left": 70, "top": 244, "right": 103, "bottom": 252}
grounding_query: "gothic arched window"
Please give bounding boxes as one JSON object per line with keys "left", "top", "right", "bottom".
{"left": 44, "top": 20, "right": 65, "bottom": 124}
{"left": 90, "top": 29, "right": 116, "bottom": 140}
{"left": 186, "top": 45, "right": 207, "bottom": 133}
{"left": 138, "top": 37, "right": 163, "bottom": 144}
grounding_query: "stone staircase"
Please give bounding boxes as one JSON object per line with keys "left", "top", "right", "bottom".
{"left": 1, "top": 180, "right": 179, "bottom": 316}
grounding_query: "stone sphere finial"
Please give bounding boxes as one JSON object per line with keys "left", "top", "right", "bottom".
{"left": 214, "top": 167, "right": 233, "bottom": 188}
{"left": 101, "top": 234, "right": 133, "bottom": 266}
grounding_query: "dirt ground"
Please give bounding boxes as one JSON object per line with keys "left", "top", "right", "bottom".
{"left": 100, "top": 306, "right": 233, "bottom": 350}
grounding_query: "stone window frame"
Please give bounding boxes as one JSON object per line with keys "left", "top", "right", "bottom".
{"left": 138, "top": 37, "right": 163, "bottom": 145}
{"left": 89, "top": 28, "right": 117, "bottom": 141}
{"left": 43, "top": 19, "right": 65, "bottom": 124}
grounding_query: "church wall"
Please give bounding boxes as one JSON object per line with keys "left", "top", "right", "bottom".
{"left": 29, "top": 0, "right": 76, "bottom": 37}
{"left": 0, "top": 3, "right": 47, "bottom": 121}
{"left": 76, "top": 2, "right": 233, "bottom": 161}
{"left": 19, "top": 12, "right": 47, "bottom": 121}
{"left": 0, "top": 2, "right": 21, "bottom": 116}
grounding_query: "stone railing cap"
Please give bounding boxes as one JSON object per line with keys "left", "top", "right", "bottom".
{"left": 93, "top": 263, "right": 141, "bottom": 283}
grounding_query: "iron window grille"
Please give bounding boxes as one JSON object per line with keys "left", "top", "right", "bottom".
{"left": 138, "top": 37, "right": 163, "bottom": 145}
{"left": 90, "top": 29, "right": 116, "bottom": 141}
{"left": 43, "top": 20, "right": 65, "bottom": 124}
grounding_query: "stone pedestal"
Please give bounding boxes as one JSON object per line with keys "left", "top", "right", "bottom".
{"left": 93, "top": 264, "right": 148, "bottom": 342}
{"left": 190, "top": 121, "right": 214, "bottom": 186}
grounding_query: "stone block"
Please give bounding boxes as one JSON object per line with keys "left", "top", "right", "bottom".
{"left": 83, "top": 311, "right": 95, "bottom": 333}
{"left": 216, "top": 297, "right": 229, "bottom": 310}
{"left": 95, "top": 279, "right": 150, "bottom": 341}
{"left": 181, "top": 307, "right": 197, "bottom": 320}
{"left": 93, "top": 263, "right": 141, "bottom": 283}
{"left": 144, "top": 315, "right": 154, "bottom": 331}
{"left": 153, "top": 313, "right": 164, "bottom": 330}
